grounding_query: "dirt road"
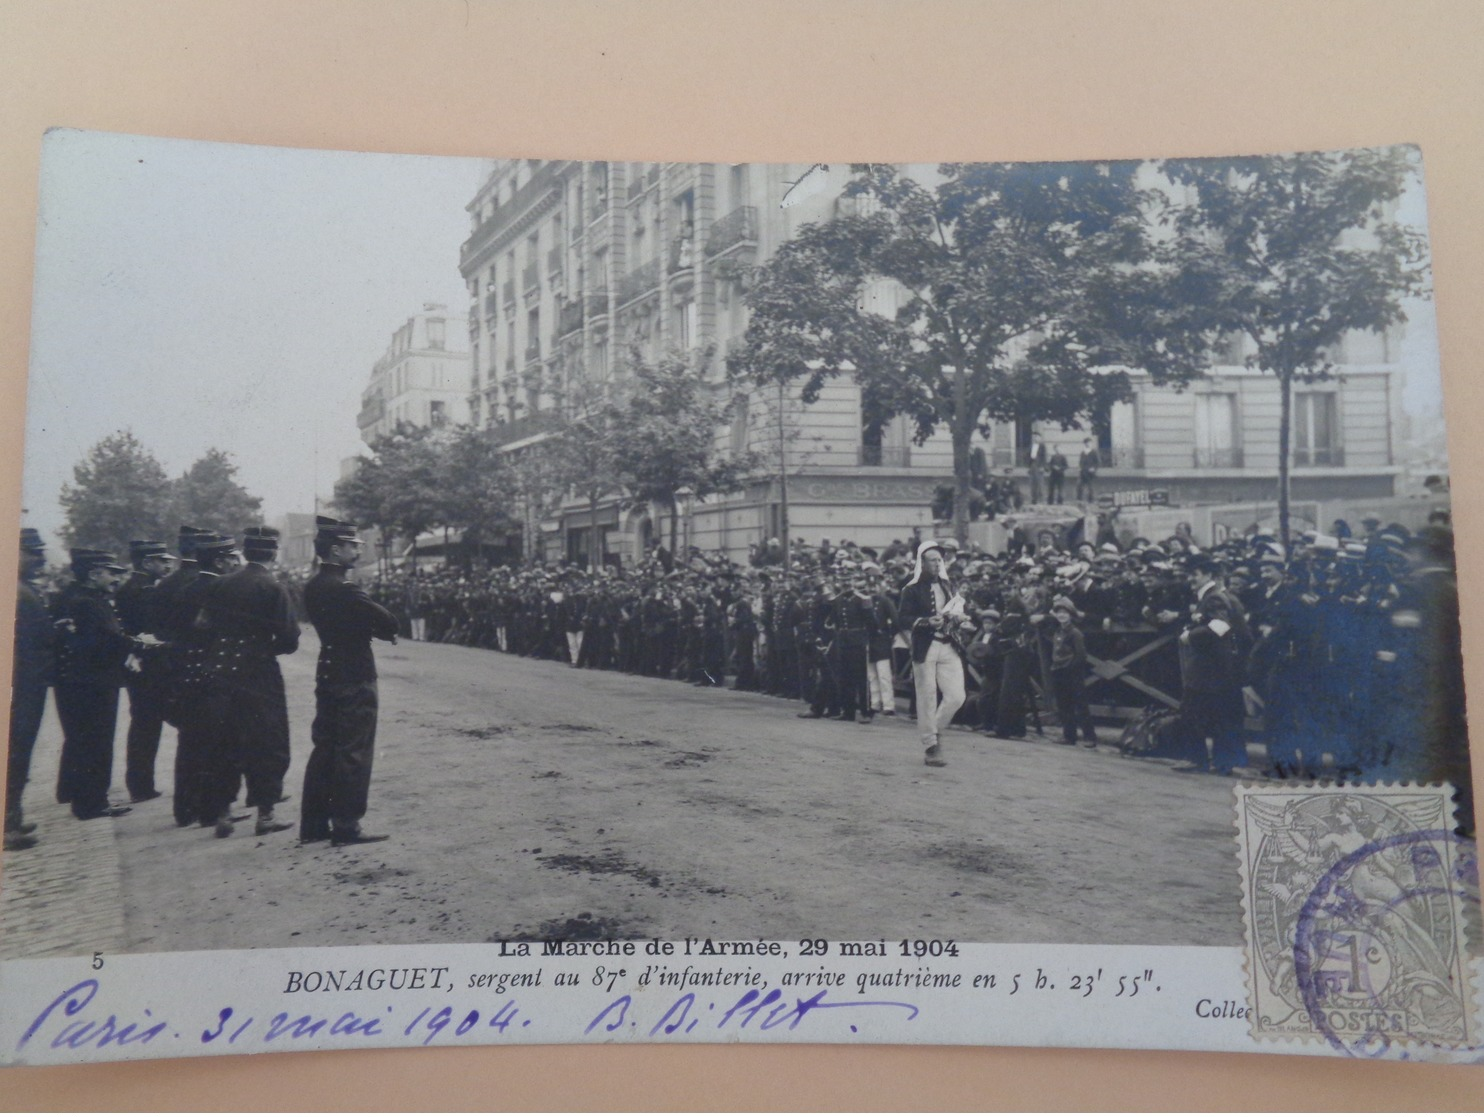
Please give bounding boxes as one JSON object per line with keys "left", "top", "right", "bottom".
{"left": 77, "top": 633, "right": 1247, "bottom": 952}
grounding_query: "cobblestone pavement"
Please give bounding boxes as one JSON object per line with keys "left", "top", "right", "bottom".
{"left": 0, "top": 719, "right": 127, "bottom": 960}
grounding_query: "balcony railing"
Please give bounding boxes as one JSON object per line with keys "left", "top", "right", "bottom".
{"left": 458, "top": 170, "right": 562, "bottom": 264}
{"left": 557, "top": 297, "right": 585, "bottom": 336}
{"left": 501, "top": 280, "right": 516, "bottom": 313}
{"left": 1293, "top": 446, "right": 1345, "bottom": 467}
{"left": 521, "top": 261, "right": 540, "bottom": 296}
{"left": 617, "top": 257, "right": 662, "bottom": 304}
{"left": 706, "top": 205, "right": 758, "bottom": 257}
{"left": 858, "top": 445, "right": 912, "bottom": 467}
{"left": 492, "top": 410, "right": 559, "bottom": 446}
{"left": 1194, "top": 447, "right": 1244, "bottom": 468}
{"left": 586, "top": 289, "right": 610, "bottom": 319}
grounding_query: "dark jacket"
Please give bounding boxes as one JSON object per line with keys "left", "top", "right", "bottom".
{"left": 304, "top": 564, "right": 399, "bottom": 685}
{"left": 898, "top": 577, "right": 963, "bottom": 664}
{"left": 200, "top": 563, "right": 300, "bottom": 686}
{"left": 52, "top": 582, "right": 135, "bottom": 689}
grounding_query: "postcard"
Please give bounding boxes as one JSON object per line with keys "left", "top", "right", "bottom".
{"left": 0, "top": 131, "right": 1475, "bottom": 1065}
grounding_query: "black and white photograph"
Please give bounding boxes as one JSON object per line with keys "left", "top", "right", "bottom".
{"left": 0, "top": 132, "right": 1477, "bottom": 1059}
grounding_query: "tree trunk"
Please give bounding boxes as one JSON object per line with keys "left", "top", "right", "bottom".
{"left": 588, "top": 488, "right": 601, "bottom": 571}
{"left": 951, "top": 421, "right": 971, "bottom": 547}
{"left": 1277, "top": 369, "right": 1293, "bottom": 554}
{"left": 950, "top": 364, "right": 971, "bottom": 546}
{"left": 668, "top": 497, "right": 679, "bottom": 555}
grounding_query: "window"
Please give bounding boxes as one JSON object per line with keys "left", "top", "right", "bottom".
{"left": 729, "top": 163, "right": 749, "bottom": 210}
{"left": 426, "top": 318, "right": 446, "bottom": 350}
{"left": 1294, "top": 391, "right": 1341, "bottom": 465}
{"left": 678, "top": 299, "right": 697, "bottom": 349}
{"left": 430, "top": 400, "right": 447, "bottom": 426}
{"left": 1194, "top": 393, "right": 1240, "bottom": 467}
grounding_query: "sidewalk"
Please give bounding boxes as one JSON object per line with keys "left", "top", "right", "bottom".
{"left": 0, "top": 710, "right": 127, "bottom": 960}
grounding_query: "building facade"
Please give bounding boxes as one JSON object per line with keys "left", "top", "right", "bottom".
{"left": 459, "top": 161, "right": 1414, "bottom": 565}
{"left": 357, "top": 303, "right": 470, "bottom": 445}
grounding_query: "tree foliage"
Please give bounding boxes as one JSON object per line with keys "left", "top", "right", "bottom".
{"left": 608, "top": 348, "right": 762, "bottom": 553}
{"left": 731, "top": 161, "right": 1213, "bottom": 542}
{"left": 169, "top": 448, "right": 263, "bottom": 536}
{"left": 333, "top": 422, "right": 449, "bottom": 547}
{"left": 1159, "top": 146, "right": 1428, "bottom": 545}
{"left": 334, "top": 422, "right": 520, "bottom": 563}
{"left": 59, "top": 430, "right": 175, "bottom": 554}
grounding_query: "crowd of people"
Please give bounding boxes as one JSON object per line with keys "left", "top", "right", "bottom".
{"left": 5, "top": 519, "right": 400, "bottom": 853}
{"left": 6, "top": 505, "right": 1474, "bottom": 854}
{"left": 355, "top": 511, "right": 1472, "bottom": 831}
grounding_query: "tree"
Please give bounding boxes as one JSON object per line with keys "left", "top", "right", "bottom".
{"left": 440, "top": 424, "right": 518, "bottom": 568}
{"left": 731, "top": 162, "right": 1210, "bottom": 543}
{"left": 1160, "top": 147, "right": 1429, "bottom": 549}
{"left": 609, "top": 348, "right": 762, "bottom": 554}
{"left": 59, "top": 430, "right": 174, "bottom": 554}
{"left": 169, "top": 448, "right": 263, "bottom": 536}
{"left": 549, "top": 383, "right": 624, "bottom": 570}
{"left": 333, "top": 422, "right": 450, "bottom": 562}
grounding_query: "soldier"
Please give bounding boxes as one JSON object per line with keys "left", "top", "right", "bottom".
{"left": 5, "top": 529, "right": 53, "bottom": 850}
{"left": 198, "top": 527, "right": 299, "bottom": 838}
{"left": 53, "top": 548, "right": 148, "bottom": 820}
{"left": 154, "top": 528, "right": 225, "bottom": 826}
{"left": 299, "top": 517, "right": 399, "bottom": 846}
{"left": 115, "top": 539, "right": 176, "bottom": 802}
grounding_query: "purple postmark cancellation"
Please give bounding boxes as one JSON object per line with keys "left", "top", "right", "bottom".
{"left": 1236, "top": 784, "right": 1479, "bottom": 1053}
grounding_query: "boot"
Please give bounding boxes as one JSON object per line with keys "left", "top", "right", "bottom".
{"left": 255, "top": 808, "right": 292, "bottom": 836}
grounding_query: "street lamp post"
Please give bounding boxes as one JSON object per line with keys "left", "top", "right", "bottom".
{"left": 674, "top": 485, "right": 695, "bottom": 555}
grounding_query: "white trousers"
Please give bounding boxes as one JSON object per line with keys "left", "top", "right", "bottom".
{"left": 566, "top": 630, "right": 584, "bottom": 664}
{"left": 866, "top": 658, "right": 895, "bottom": 713}
{"left": 913, "top": 639, "right": 966, "bottom": 747}
{"left": 410, "top": 617, "right": 426, "bottom": 641}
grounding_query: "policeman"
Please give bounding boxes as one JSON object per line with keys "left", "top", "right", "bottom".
{"left": 53, "top": 548, "right": 144, "bottom": 820}
{"left": 116, "top": 539, "right": 176, "bottom": 802}
{"left": 299, "top": 517, "right": 399, "bottom": 846}
{"left": 5, "top": 529, "right": 53, "bottom": 850}
{"left": 198, "top": 527, "right": 299, "bottom": 838}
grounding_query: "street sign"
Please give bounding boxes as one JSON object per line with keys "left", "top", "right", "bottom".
{"left": 1099, "top": 488, "right": 1171, "bottom": 509}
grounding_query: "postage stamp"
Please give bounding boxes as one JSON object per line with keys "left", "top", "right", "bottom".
{"left": 1236, "top": 783, "right": 1478, "bottom": 1053}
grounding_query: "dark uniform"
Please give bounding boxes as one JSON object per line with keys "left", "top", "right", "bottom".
{"left": 300, "top": 518, "right": 399, "bottom": 844}
{"left": 115, "top": 539, "right": 174, "bottom": 801}
{"left": 52, "top": 550, "right": 137, "bottom": 820}
{"left": 198, "top": 529, "right": 299, "bottom": 834}
{"left": 6, "top": 530, "right": 53, "bottom": 848}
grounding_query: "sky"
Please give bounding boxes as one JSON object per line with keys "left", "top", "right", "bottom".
{"left": 22, "top": 130, "right": 486, "bottom": 545}
{"left": 19, "top": 136, "right": 1445, "bottom": 546}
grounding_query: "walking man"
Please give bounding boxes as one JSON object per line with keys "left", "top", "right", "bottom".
{"left": 300, "top": 517, "right": 399, "bottom": 846}
{"left": 897, "top": 540, "right": 974, "bottom": 767}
